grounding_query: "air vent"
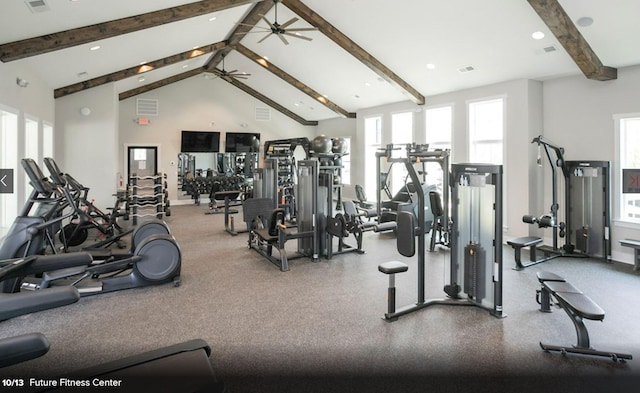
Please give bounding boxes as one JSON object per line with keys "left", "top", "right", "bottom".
{"left": 255, "top": 107, "right": 271, "bottom": 121}
{"left": 136, "top": 98, "right": 159, "bottom": 116}
{"left": 458, "top": 65, "right": 475, "bottom": 73}
{"left": 25, "top": 0, "right": 50, "bottom": 13}
{"left": 543, "top": 45, "right": 558, "bottom": 53}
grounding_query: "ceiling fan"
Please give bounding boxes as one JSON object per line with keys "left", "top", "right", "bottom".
{"left": 207, "top": 56, "right": 251, "bottom": 81}
{"left": 238, "top": 0, "right": 318, "bottom": 45}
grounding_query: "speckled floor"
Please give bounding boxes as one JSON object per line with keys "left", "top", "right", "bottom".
{"left": 2, "top": 204, "right": 640, "bottom": 392}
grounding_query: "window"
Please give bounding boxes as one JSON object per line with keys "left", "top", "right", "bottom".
{"left": 0, "top": 107, "right": 19, "bottom": 232}
{"left": 469, "top": 98, "right": 504, "bottom": 164}
{"left": 42, "top": 122, "right": 54, "bottom": 165}
{"left": 425, "top": 105, "right": 452, "bottom": 189}
{"left": 618, "top": 115, "right": 640, "bottom": 223}
{"left": 425, "top": 105, "right": 452, "bottom": 150}
{"left": 364, "top": 116, "right": 382, "bottom": 201}
{"left": 391, "top": 112, "right": 413, "bottom": 193}
{"left": 24, "top": 116, "right": 39, "bottom": 200}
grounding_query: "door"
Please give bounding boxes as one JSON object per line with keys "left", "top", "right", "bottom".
{"left": 128, "top": 146, "right": 158, "bottom": 179}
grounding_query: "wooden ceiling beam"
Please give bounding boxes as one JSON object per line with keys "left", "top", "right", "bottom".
{"left": 118, "top": 67, "right": 205, "bottom": 101}
{"left": 204, "top": 0, "right": 274, "bottom": 70}
{"left": 225, "top": 77, "right": 318, "bottom": 126}
{"left": 527, "top": 0, "right": 616, "bottom": 81}
{"left": 0, "top": 0, "right": 256, "bottom": 62}
{"left": 235, "top": 44, "right": 355, "bottom": 119}
{"left": 281, "top": 0, "right": 425, "bottom": 105}
{"left": 55, "top": 41, "right": 226, "bottom": 99}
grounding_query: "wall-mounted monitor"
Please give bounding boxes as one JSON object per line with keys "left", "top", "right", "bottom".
{"left": 225, "top": 132, "right": 260, "bottom": 153}
{"left": 181, "top": 131, "right": 220, "bottom": 152}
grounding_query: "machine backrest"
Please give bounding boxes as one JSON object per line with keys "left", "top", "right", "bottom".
{"left": 242, "top": 198, "right": 276, "bottom": 229}
{"left": 396, "top": 211, "right": 415, "bottom": 257}
{"left": 268, "top": 208, "right": 286, "bottom": 237}
{"left": 429, "top": 191, "right": 444, "bottom": 217}
{"left": 342, "top": 200, "right": 358, "bottom": 217}
{"left": 355, "top": 185, "right": 367, "bottom": 203}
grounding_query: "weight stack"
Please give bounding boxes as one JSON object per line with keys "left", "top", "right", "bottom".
{"left": 463, "top": 241, "right": 486, "bottom": 301}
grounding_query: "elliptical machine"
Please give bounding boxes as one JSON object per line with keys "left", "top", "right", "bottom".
{"left": 0, "top": 159, "right": 181, "bottom": 296}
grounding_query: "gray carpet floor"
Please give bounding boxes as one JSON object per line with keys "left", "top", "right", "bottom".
{"left": 2, "top": 203, "right": 640, "bottom": 392}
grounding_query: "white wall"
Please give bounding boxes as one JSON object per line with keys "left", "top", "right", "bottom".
{"left": 542, "top": 64, "right": 640, "bottom": 264}
{"left": 55, "top": 84, "right": 119, "bottom": 208}
{"left": 118, "top": 75, "right": 317, "bottom": 201}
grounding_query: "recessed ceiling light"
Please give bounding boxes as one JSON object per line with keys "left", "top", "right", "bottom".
{"left": 208, "top": 16, "right": 217, "bottom": 22}
{"left": 77, "top": 71, "right": 88, "bottom": 78}
{"left": 138, "top": 77, "right": 145, "bottom": 82}
{"left": 183, "top": 64, "right": 189, "bottom": 68}
{"left": 364, "top": 82, "right": 371, "bottom": 87}
{"left": 426, "top": 63, "right": 436, "bottom": 70}
{"left": 90, "top": 45, "right": 101, "bottom": 51}
{"left": 353, "top": 94, "right": 360, "bottom": 99}
{"left": 576, "top": 16, "right": 593, "bottom": 27}
{"left": 531, "top": 31, "right": 545, "bottom": 40}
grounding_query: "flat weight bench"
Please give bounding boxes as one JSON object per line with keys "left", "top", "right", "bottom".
{"left": 619, "top": 239, "right": 640, "bottom": 271}
{"left": 536, "top": 271, "right": 632, "bottom": 362}
{"left": 508, "top": 236, "right": 543, "bottom": 270}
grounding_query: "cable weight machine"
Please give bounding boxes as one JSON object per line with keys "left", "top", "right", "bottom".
{"left": 511, "top": 136, "right": 611, "bottom": 269}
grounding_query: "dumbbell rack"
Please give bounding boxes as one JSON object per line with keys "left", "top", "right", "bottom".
{"left": 128, "top": 173, "right": 171, "bottom": 225}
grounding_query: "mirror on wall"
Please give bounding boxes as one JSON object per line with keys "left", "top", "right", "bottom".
{"left": 177, "top": 131, "right": 260, "bottom": 202}
{"left": 177, "top": 152, "right": 260, "bottom": 201}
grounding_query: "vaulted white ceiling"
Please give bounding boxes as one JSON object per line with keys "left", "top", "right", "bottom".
{"left": 1, "top": 0, "right": 639, "bottom": 123}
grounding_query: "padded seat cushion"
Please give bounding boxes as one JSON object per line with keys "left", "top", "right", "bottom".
{"left": 544, "top": 281, "right": 582, "bottom": 294}
{"left": 507, "top": 236, "right": 543, "bottom": 248}
{"left": 536, "top": 271, "right": 566, "bottom": 283}
{"left": 554, "top": 292, "right": 605, "bottom": 321}
{"left": 378, "top": 261, "right": 409, "bottom": 274}
{"left": 254, "top": 228, "right": 278, "bottom": 243}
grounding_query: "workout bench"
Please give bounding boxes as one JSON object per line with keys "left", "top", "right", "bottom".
{"left": 508, "top": 236, "right": 544, "bottom": 270}
{"left": 619, "top": 239, "right": 640, "bottom": 271}
{"left": 536, "top": 271, "right": 632, "bottom": 362}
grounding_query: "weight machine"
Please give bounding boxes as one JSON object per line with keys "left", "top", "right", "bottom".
{"left": 378, "top": 161, "right": 505, "bottom": 321}
{"left": 375, "top": 144, "right": 451, "bottom": 244}
{"left": 509, "top": 136, "right": 611, "bottom": 269}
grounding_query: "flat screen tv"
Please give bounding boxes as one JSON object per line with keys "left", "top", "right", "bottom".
{"left": 181, "top": 131, "right": 220, "bottom": 152}
{"left": 225, "top": 132, "right": 260, "bottom": 153}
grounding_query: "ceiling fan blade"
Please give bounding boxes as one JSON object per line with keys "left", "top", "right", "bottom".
{"left": 241, "top": 30, "right": 274, "bottom": 35}
{"left": 286, "top": 27, "right": 318, "bottom": 32}
{"left": 284, "top": 32, "right": 312, "bottom": 41}
{"left": 279, "top": 17, "right": 299, "bottom": 29}
{"left": 227, "top": 69, "right": 238, "bottom": 74}
{"left": 261, "top": 15, "right": 274, "bottom": 29}
{"left": 258, "top": 32, "right": 273, "bottom": 43}
{"left": 278, "top": 33, "right": 289, "bottom": 45}
{"left": 234, "top": 75, "right": 250, "bottom": 80}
